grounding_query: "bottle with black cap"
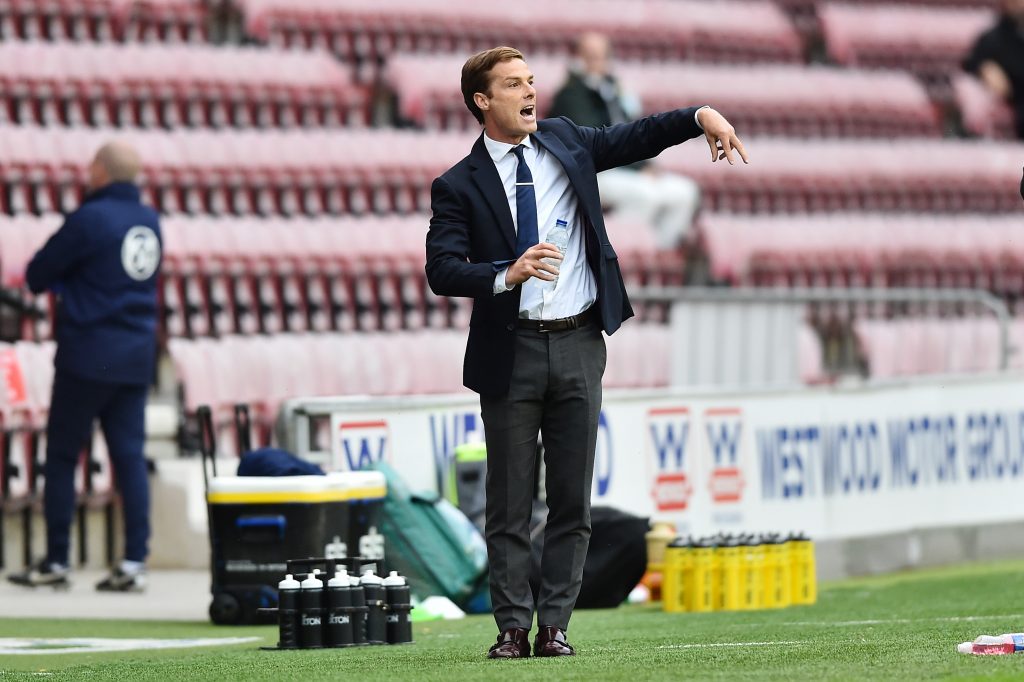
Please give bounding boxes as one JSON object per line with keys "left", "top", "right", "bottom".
{"left": 360, "top": 569, "right": 386, "bottom": 645}
{"left": 326, "top": 568, "right": 354, "bottom": 648}
{"left": 348, "top": 571, "right": 368, "bottom": 645}
{"left": 276, "top": 573, "right": 301, "bottom": 649}
{"left": 299, "top": 569, "right": 325, "bottom": 649}
{"left": 382, "top": 570, "right": 413, "bottom": 644}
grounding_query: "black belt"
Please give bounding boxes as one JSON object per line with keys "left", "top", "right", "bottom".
{"left": 516, "top": 306, "right": 598, "bottom": 333}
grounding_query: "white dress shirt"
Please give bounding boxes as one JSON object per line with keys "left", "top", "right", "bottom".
{"left": 486, "top": 132, "right": 596, "bottom": 320}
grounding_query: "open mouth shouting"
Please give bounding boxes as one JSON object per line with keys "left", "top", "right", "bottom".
{"left": 520, "top": 104, "right": 536, "bottom": 123}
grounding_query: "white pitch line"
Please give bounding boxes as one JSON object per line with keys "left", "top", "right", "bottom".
{"left": 745, "top": 614, "right": 1024, "bottom": 628}
{"left": 659, "top": 640, "right": 810, "bottom": 650}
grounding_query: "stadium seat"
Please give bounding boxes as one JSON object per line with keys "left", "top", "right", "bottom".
{"left": 658, "top": 138, "right": 1024, "bottom": 214}
{"left": 0, "top": 0, "right": 209, "bottom": 43}
{"left": 952, "top": 73, "right": 1015, "bottom": 139}
{"left": 0, "top": 40, "right": 367, "bottom": 129}
{"left": 819, "top": 4, "right": 995, "bottom": 84}
{"left": 699, "top": 213, "right": 1024, "bottom": 295}
{"left": 854, "top": 316, "right": 1006, "bottom": 378}
{"left": 386, "top": 54, "right": 940, "bottom": 137}
{"left": 239, "top": 0, "right": 801, "bottom": 65}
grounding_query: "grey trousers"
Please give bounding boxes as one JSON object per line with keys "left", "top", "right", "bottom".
{"left": 479, "top": 320, "right": 606, "bottom": 632}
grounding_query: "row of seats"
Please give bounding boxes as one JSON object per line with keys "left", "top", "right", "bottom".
{"left": 700, "top": 213, "right": 1024, "bottom": 287}
{"left": 241, "top": 0, "right": 803, "bottom": 64}
{"left": 854, "top": 316, "right": 1024, "bottom": 378}
{"left": 658, "top": 137, "right": 1024, "bottom": 213}
{"left": 0, "top": 0, "right": 207, "bottom": 43}
{"left": 3, "top": 125, "right": 1023, "bottom": 216}
{"left": 166, "top": 323, "right": 675, "bottom": 450}
{"left": 0, "top": 40, "right": 367, "bottom": 129}
{"left": 387, "top": 55, "right": 941, "bottom": 137}
{"left": 0, "top": 213, "right": 681, "bottom": 339}
{"left": 819, "top": 3, "right": 994, "bottom": 83}
{"left": 167, "top": 323, "right": 675, "bottom": 407}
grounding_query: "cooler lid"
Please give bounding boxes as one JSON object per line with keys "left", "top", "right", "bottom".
{"left": 325, "top": 471, "right": 387, "bottom": 500}
{"left": 207, "top": 475, "right": 345, "bottom": 504}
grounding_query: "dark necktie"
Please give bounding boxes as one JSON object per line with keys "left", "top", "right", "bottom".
{"left": 512, "top": 144, "right": 538, "bottom": 256}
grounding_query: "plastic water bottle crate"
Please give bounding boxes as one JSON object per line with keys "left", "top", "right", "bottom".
{"left": 260, "top": 556, "right": 414, "bottom": 650}
{"left": 660, "top": 532, "right": 817, "bottom": 613}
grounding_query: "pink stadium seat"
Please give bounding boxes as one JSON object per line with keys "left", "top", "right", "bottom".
{"left": 659, "top": 138, "right": 1024, "bottom": 214}
{"left": 700, "top": 213, "right": 1024, "bottom": 293}
{"left": 387, "top": 54, "right": 939, "bottom": 137}
{"left": 856, "top": 317, "right": 1006, "bottom": 379}
{"left": 0, "top": 40, "right": 365, "bottom": 129}
{"left": 952, "top": 73, "right": 1015, "bottom": 139}
{"left": 819, "top": 4, "right": 994, "bottom": 82}
{"left": 241, "top": 0, "right": 800, "bottom": 64}
{"left": 797, "top": 324, "right": 825, "bottom": 384}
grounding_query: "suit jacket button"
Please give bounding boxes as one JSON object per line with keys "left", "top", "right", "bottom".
{"left": 506, "top": 323, "right": 514, "bottom": 332}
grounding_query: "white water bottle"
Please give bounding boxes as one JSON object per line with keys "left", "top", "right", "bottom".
{"left": 543, "top": 218, "right": 570, "bottom": 285}
{"left": 957, "top": 633, "right": 1024, "bottom": 655}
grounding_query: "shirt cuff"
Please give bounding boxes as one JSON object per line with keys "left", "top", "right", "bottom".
{"left": 494, "top": 268, "right": 514, "bottom": 294}
{"left": 694, "top": 105, "right": 710, "bottom": 130}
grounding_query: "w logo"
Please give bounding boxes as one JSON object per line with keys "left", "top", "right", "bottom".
{"left": 705, "top": 408, "right": 745, "bottom": 504}
{"left": 647, "top": 408, "right": 693, "bottom": 512}
{"left": 337, "top": 420, "right": 390, "bottom": 470}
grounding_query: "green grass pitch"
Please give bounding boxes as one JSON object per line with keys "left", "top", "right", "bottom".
{"left": 3, "top": 560, "right": 1024, "bottom": 680}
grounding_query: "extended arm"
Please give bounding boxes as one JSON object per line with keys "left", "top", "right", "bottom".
{"left": 574, "top": 106, "right": 748, "bottom": 171}
{"left": 25, "top": 214, "right": 92, "bottom": 294}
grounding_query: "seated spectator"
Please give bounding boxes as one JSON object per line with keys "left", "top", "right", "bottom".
{"left": 963, "top": 0, "right": 1024, "bottom": 139}
{"left": 549, "top": 32, "right": 702, "bottom": 249}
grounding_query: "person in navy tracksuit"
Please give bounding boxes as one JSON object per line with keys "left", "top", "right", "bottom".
{"left": 7, "top": 141, "right": 161, "bottom": 592}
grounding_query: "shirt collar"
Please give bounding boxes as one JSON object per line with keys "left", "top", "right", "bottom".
{"left": 483, "top": 131, "right": 535, "bottom": 165}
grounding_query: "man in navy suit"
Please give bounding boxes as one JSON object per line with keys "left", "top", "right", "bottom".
{"left": 7, "top": 141, "right": 160, "bottom": 593}
{"left": 426, "top": 46, "right": 747, "bottom": 658}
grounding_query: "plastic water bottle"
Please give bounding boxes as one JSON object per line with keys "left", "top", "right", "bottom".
{"left": 326, "top": 569, "right": 354, "bottom": 648}
{"left": 298, "top": 570, "right": 325, "bottom": 649}
{"left": 276, "top": 574, "right": 300, "bottom": 649}
{"left": 382, "top": 570, "right": 413, "bottom": 644}
{"left": 360, "top": 569, "right": 387, "bottom": 645}
{"left": 957, "top": 633, "right": 1024, "bottom": 655}
{"left": 543, "top": 218, "right": 570, "bottom": 285}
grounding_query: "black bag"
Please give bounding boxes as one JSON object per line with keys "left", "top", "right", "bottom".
{"left": 530, "top": 505, "right": 649, "bottom": 609}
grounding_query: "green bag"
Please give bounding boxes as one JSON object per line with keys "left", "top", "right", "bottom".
{"left": 371, "top": 461, "right": 489, "bottom": 612}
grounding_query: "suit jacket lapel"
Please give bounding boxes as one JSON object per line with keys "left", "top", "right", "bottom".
{"left": 532, "top": 128, "right": 594, "bottom": 223}
{"left": 469, "top": 134, "right": 517, "bottom": 252}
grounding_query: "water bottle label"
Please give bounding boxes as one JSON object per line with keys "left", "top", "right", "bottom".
{"left": 1011, "top": 634, "right": 1024, "bottom": 651}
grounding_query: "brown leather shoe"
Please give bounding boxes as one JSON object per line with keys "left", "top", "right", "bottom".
{"left": 487, "top": 627, "right": 531, "bottom": 659}
{"left": 534, "top": 625, "right": 575, "bottom": 657}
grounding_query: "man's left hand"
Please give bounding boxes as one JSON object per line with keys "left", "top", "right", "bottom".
{"left": 698, "top": 107, "right": 749, "bottom": 166}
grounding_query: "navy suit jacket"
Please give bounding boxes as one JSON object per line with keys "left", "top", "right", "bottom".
{"left": 426, "top": 108, "right": 704, "bottom": 396}
{"left": 27, "top": 182, "right": 161, "bottom": 385}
